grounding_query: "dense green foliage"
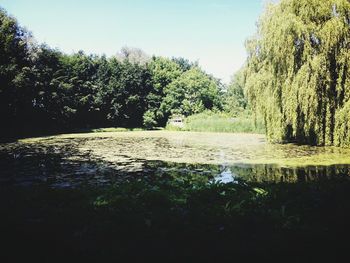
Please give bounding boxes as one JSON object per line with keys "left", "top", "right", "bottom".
{"left": 0, "top": 8, "right": 222, "bottom": 139}
{"left": 224, "top": 69, "right": 248, "bottom": 116}
{"left": 245, "top": 0, "right": 350, "bottom": 146}
{"left": 160, "top": 68, "right": 222, "bottom": 117}
{"left": 2, "top": 173, "right": 350, "bottom": 261}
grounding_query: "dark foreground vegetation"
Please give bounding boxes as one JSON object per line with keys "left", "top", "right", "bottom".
{"left": 1, "top": 176, "right": 350, "bottom": 262}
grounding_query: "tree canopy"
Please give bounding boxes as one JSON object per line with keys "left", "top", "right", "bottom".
{"left": 245, "top": 0, "right": 350, "bottom": 146}
{"left": 160, "top": 67, "right": 222, "bottom": 117}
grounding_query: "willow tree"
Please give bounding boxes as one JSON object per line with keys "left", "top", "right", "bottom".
{"left": 245, "top": 0, "right": 350, "bottom": 146}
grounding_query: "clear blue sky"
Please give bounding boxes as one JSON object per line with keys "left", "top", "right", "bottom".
{"left": 0, "top": 0, "right": 264, "bottom": 83}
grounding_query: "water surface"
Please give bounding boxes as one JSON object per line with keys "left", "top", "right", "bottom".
{"left": 1, "top": 131, "right": 350, "bottom": 187}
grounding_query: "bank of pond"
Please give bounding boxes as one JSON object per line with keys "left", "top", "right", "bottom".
{"left": 1, "top": 131, "right": 350, "bottom": 261}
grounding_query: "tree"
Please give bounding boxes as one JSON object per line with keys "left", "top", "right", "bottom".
{"left": 224, "top": 69, "right": 247, "bottom": 115}
{"left": 171, "top": 57, "right": 198, "bottom": 72}
{"left": 59, "top": 51, "right": 100, "bottom": 128}
{"left": 104, "top": 59, "right": 152, "bottom": 127}
{"left": 29, "top": 45, "right": 67, "bottom": 130}
{"left": 160, "top": 67, "right": 221, "bottom": 117}
{"left": 245, "top": 0, "right": 350, "bottom": 146}
{"left": 0, "top": 8, "right": 31, "bottom": 137}
{"left": 145, "top": 57, "right": 183, "bottom": 125}
{"left": 116, "top": 47, "right": 150, "bottom": 65}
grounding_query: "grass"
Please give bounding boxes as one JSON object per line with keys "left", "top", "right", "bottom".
{"left": 166, "top": 111, "right": 265, "bottom": 134}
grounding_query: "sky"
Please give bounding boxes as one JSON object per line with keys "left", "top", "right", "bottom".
{"left": 0, "top": 0, "right": 264, "bottom": 83}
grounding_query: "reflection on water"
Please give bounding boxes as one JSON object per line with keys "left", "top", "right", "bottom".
{"left": 213, "top": 167, "right": 236, "bottom": 184}
{"left": 229, "top": 163, "right": 350, "bottom": 182}
{"left": 1, "top": 131, "right": 350, "bottom": 188}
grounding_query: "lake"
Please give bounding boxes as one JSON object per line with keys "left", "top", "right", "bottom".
{"left": 2, "top": 131, "right": 350, "bottom": 261}
{"left": 1, "top": 130, "right": 350, "bottom": 188}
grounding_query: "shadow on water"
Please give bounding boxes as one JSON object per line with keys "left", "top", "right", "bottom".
{"left": 1, "top": 136, "right": 350, "bottom": 261}
{"left": 1, "top": 136, "right": 350, "bottom": 187}
{"left": 1, "top": 138, "right": 148, "bottom": 187}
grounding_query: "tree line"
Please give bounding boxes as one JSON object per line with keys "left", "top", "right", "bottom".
{"left": 0, "top": 8, "right": 223, "bottom": 139}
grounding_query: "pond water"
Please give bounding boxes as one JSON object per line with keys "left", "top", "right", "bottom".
{"left": 1, "top": 131, "right": 350, "bottom": 188}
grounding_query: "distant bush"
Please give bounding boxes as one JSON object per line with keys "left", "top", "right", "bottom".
{"left": 143, "top": 110, "right": 158, "bottom": 129}
{"left": 165, "top": 124, "right": 183, "bottom": 131}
